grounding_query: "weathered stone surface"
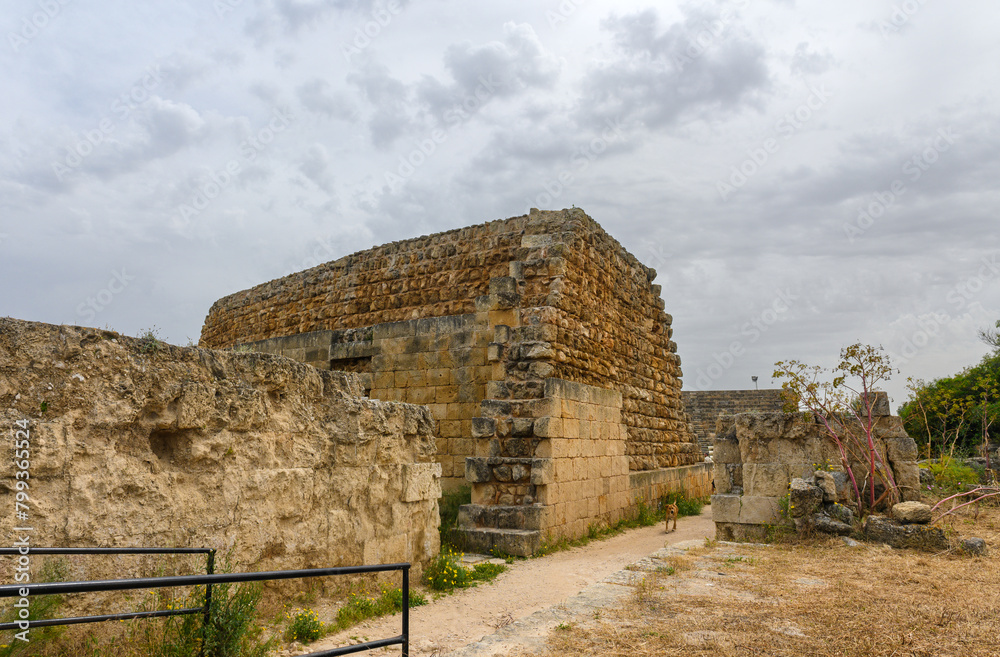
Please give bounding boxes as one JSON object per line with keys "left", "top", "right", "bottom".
{"left": 0, "top": 319, "right": 441, "bottom": 584}
{"left": 863, "top": 515, "right": 949, "bottom": 551}
{"left": 712, "top": 434, "right": 741, "bottom": 465}
{"left": 961, "top": 537, "right": 988, "bottom": 556}
{"left": 711, "top": 494, "right": 741, "bottom": 524}
{"left": 789, "top": 478, "right": 823, "bottom": 519}
{"left": 744, "top": 463, "right": 789, "bottom": 497}
{"left": 892, "top": 501, "right": 933, "bottom": 524}
{"left": 814, "top": 470, "right": 838, "bottom": 502}
{"left": 813, "top": 515, "right": 853, "bottom": 536}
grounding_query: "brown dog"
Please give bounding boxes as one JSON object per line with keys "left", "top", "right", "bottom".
{"left": 664, "top": 502, "right": 678, "bottom": 533}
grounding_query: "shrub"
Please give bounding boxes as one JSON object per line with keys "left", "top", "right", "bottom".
{"left": 424, "top": 548, "right": 471, "bottom": 591}
{"left": 923, "top": 457, "right": 981, "bottom": 492}
{"left": 284, "top": 608, "right": 323, "bottom": 644}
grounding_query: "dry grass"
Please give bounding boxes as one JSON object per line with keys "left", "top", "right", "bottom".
{"left": 520, "top": 502, "right": 1000, "bottom": 657}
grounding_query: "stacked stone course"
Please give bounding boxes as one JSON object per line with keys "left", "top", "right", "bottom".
{"left": 683, "top": 389, "right": 786, "bottom": 454}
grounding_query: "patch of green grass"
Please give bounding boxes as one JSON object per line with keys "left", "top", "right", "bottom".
{"left": 425, "top": 549, "right": 508, "bottom": 592}
{"left": 332, "top": 585, "right": 427, "bottom": 633}
{"left": 470, "top": 562, "right": 506, "bottom": 582}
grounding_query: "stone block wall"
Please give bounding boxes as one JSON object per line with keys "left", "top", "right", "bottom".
{"left": 712, "top": 406, "right": 921, "bottom": 541}
{"left": 683, "top": 389, "right": 786, "bottom": 454}
{"left": 0, "top": 319, "right": 441, "bottom": 586}
{"left": 459, "top": 378, "right": 710, "bottom": 555}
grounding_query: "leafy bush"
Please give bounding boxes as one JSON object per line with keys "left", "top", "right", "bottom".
{"left": 922, "top": 458, "right": 981, "bottom": 492}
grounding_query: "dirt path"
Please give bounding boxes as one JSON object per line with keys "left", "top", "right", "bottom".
{"left": 306, "top": 507, "right": 715, "bottom": 656}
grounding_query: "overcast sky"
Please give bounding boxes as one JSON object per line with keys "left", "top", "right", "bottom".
{"left": 3, "top": 0, "right": 999, "bottom": 408}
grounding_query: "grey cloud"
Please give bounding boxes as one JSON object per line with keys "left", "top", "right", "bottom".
{"left": 578, "top": 7, "right": 770, "bottom": 130}
{"left": 298, "top": 143, "right": 335, "bottom": 192}
{"left": 418, "top": 22, "right": 562, "bottom": 123}
{"left": 790, "top": 42, "right": 833, "bottom": 76}
{"left": 297, "top": 79, "right": 357, "bottom": 120}
{"left": 347, "top": 61, "right": 412, "bottom": 148}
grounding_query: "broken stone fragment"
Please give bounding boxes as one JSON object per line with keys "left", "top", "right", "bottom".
{"left": 813, "top": 470, "right": 838, "bottom": 502}
{"left": 960, "top": 537, "right": 987, "bottom": 556}
{"left": 789, "top": 478, "right": 823, "bottom": 519}
{"left": 891, "top": 501, "right": 932, "bottom": 524}
{"left": 813, "top": 515, "right": 853, "bottom": 536}
{"left": 863, "top": 515, "right": 949, "bottom": 551}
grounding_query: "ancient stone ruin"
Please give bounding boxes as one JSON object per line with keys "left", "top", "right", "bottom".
{"left": 712, "top": 398, "right": 921, "bottom": 541}
{"left": 682, "top": 389, "right": 785, "bottom": 455}
{"left": 0, "top": 319, "right": 441, "bottom": 581}
{"left": 200, "top": 208, "right": 710, "bottom": 555}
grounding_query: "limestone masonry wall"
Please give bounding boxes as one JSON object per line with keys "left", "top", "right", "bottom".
{"left": 683, "top": 390, "right": 785, "bottom": 454}
{"left": 0, "top": 319, "right": 441, "bottom": 583}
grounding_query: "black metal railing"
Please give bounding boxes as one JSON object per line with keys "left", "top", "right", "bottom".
{"left": 0, "top": 548, "right": 410, "bottom": 657}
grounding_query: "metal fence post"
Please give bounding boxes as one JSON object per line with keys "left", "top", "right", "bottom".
{"left": 201, "top": 549, "right": 216, "bottom": 657}
{"left": 401, "top": 564, "right": 409, "bottom": 657}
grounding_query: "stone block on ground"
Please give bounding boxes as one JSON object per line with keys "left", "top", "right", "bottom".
{"left": 892, "top": 501, "right": 932, "bottom": 524}
{"left": 863, "top": 515, "right": 949, "bottom": 551}
{"left": 960, "top": 537, "right": 988, "bottom": 556}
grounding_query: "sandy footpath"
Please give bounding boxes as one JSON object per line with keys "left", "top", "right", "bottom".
{"left": 306, "top": 507, "right": 715, "bottom": 656}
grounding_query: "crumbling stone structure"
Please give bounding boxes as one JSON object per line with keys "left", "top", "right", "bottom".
{"left": 683, "top": 389, "right": 785, "bottom": 454}
{"left": 0, "top": 319, "right": 441, "bottom": 582}
{"left": 712, "top": 400, "right": 921, "bottom": 541}
{"left": 200, "top": 208, "right": 709, "bottom": 555}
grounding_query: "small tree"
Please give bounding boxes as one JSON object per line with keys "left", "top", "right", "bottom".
{"left": 774, "top": 343, "right": 900, "bottom": 513}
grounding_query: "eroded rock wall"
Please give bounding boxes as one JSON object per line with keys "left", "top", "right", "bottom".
{"left": 0, "top": 319, "right": 440, "bottom": 582}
